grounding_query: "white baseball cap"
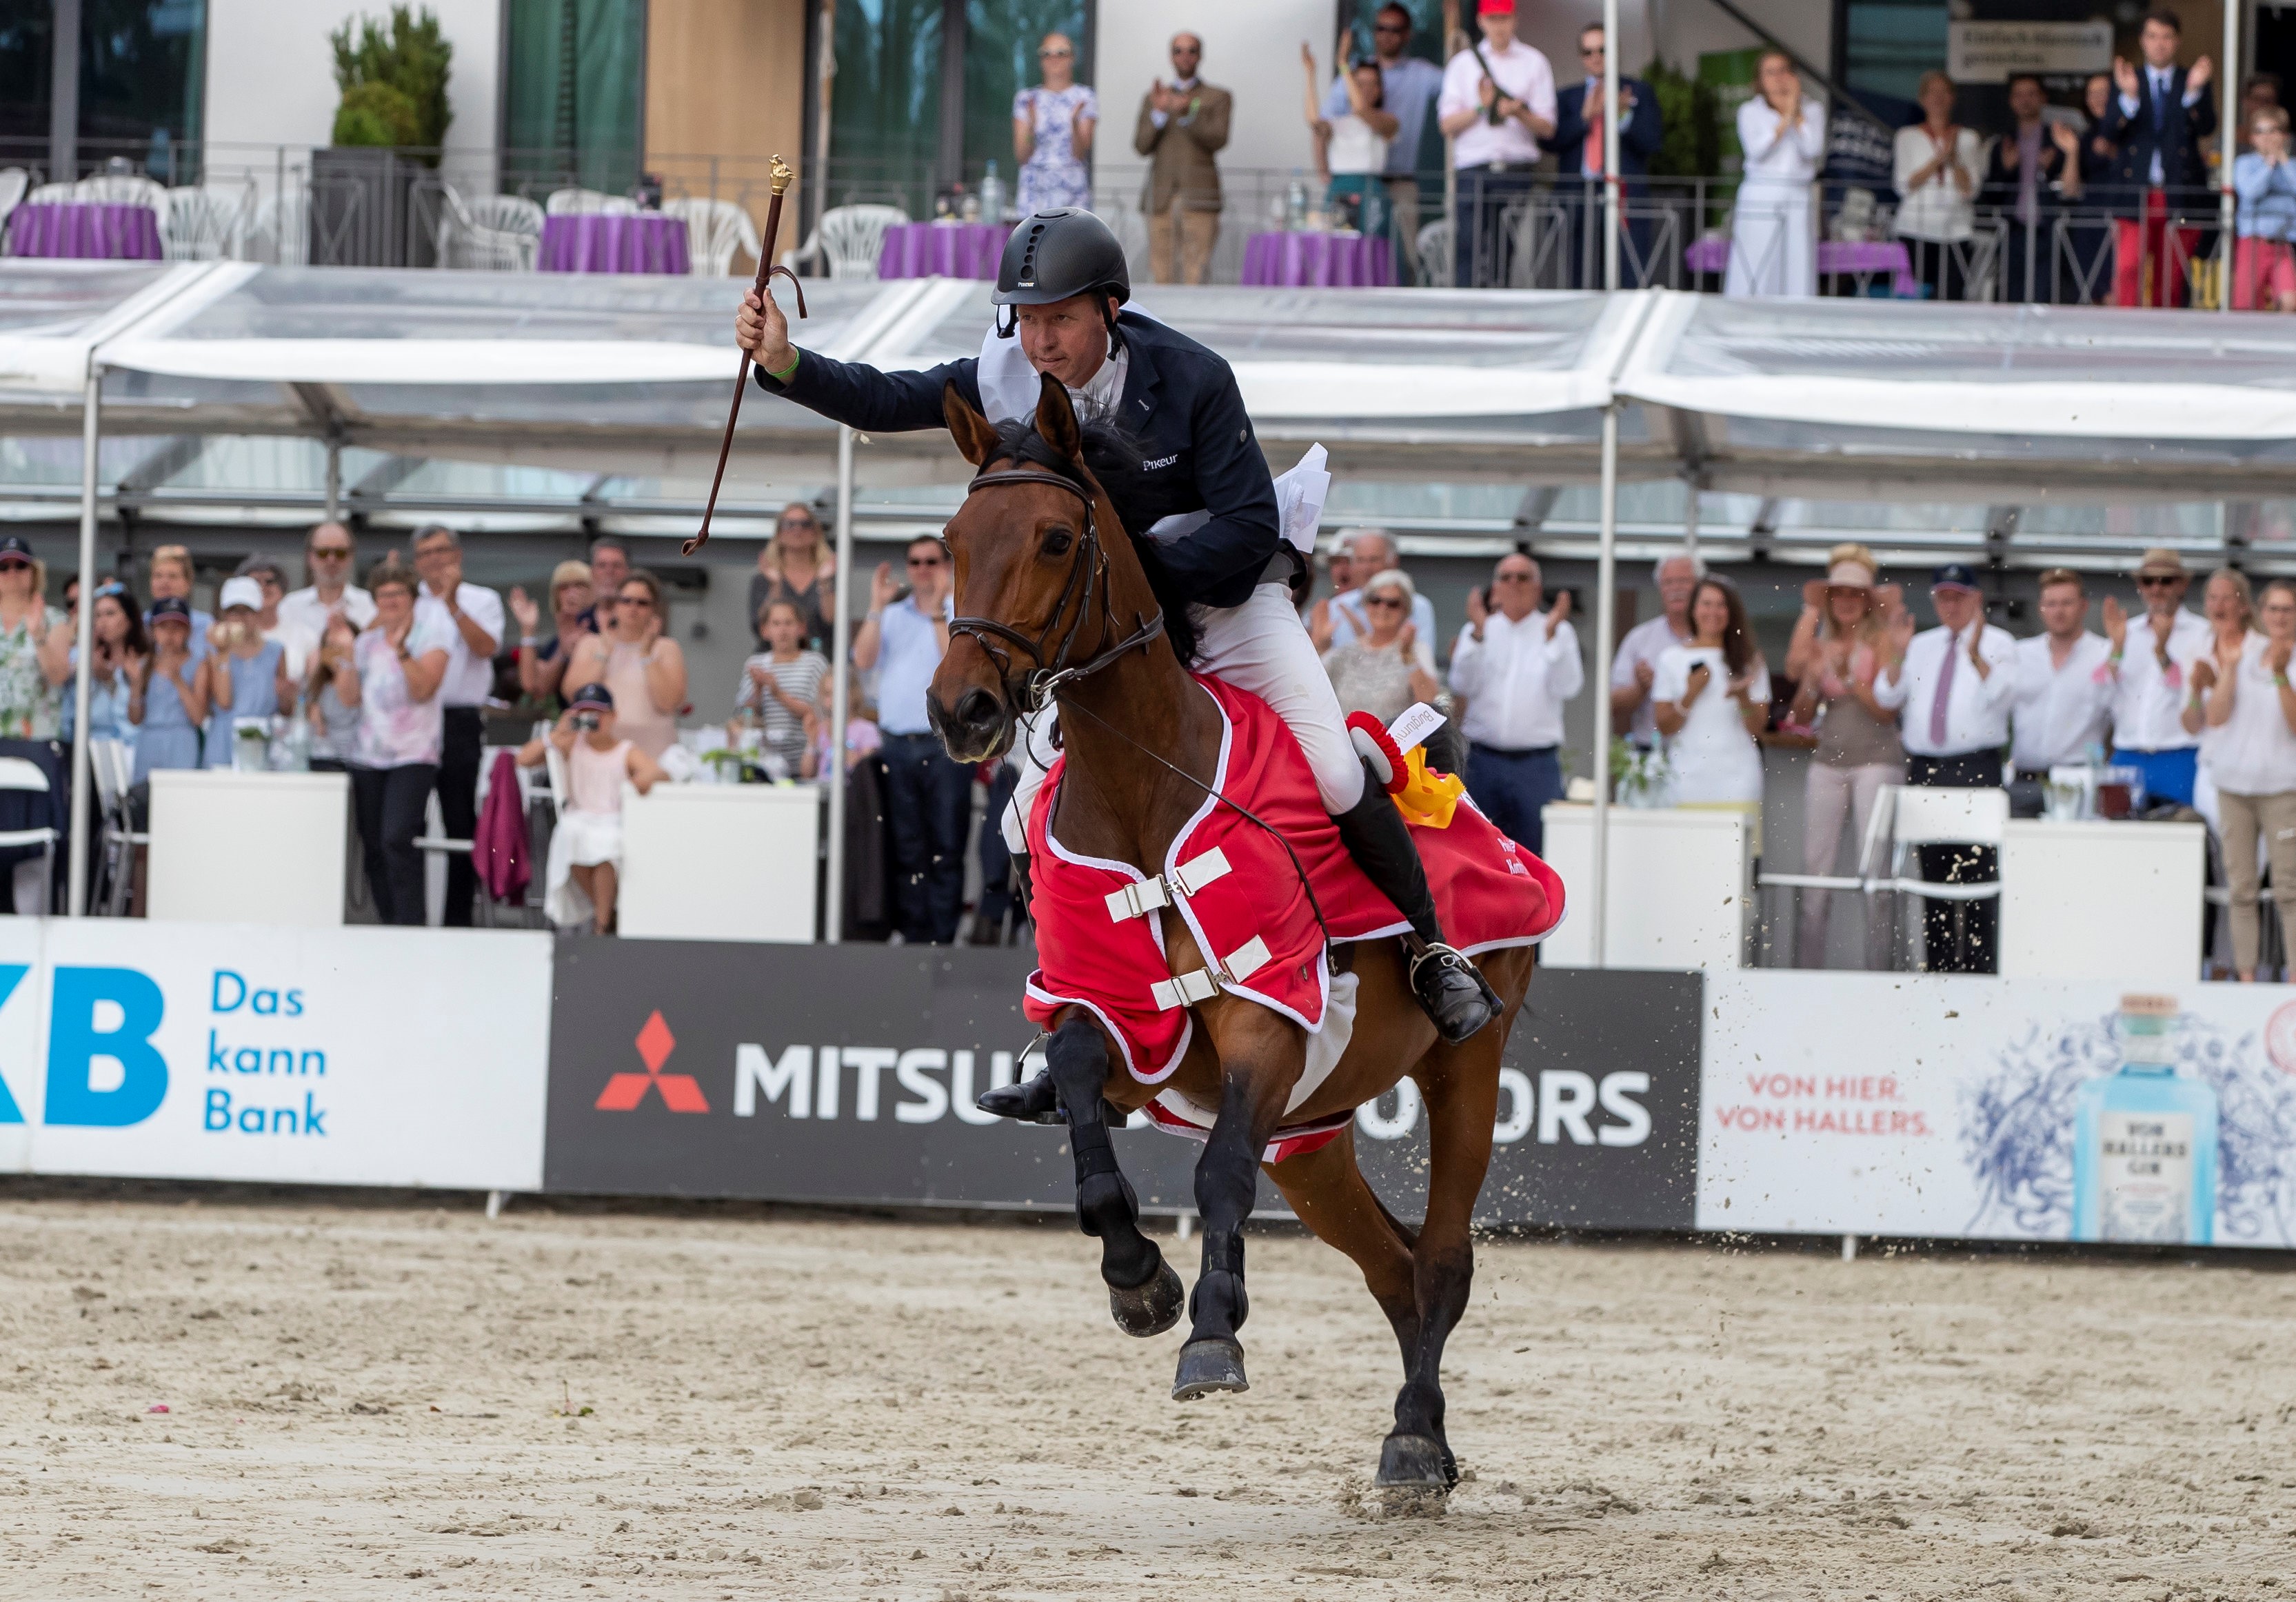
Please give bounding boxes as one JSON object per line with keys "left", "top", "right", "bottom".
{"left": 219, "top": 576, "right": 264, "bottom": 612}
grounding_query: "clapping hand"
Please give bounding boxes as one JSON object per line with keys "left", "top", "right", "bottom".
{"left": 1633, "top": 657, "right": 1655, "bottom": 692}
{"left": 1886, "top": 607, "right": 1917, "bottom": 656}
{"left": 870, "top": 561, "right": 900, "bottom": 612}
{"left": 2269, "top": 638, "right": 2293, "bottom": 677}
{"left": 1464, "top": 585, "right": 1489, "bottom": 628}
{"left": 2102, "top": 594, "right": 2129, "bottom": 654}
{"left": 2049, "top": 120, "right": 2080, "bottom": 159}
{"left": 508, "top": 585, "right": 541, "bottom": 634}
{"left": 2191, "top": 657, "right": 2219, "bottom": 694}
{"left": 2188, "top": 54, "right": 2214, "bottom": 94}
{"left": 1397, "top": 620, "right": 1419, "bottom": 659}
{"left": 2113, "top": 55, "right": 2140, "bottom": 98}
{"left": 1726, "top": 671, "right": 1757, "bottom": 704}
{"left": 1684, "top": 662, "right": 1712, "bottom": 703}
{"left": 1543, "top": 588, "right": 1572, "bottom": 640}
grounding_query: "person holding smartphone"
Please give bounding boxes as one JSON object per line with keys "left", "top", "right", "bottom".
{"left": 1651, "top": 577, "right": 1771, "bottom": 814}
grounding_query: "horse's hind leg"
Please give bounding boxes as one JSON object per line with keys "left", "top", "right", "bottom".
{"left": 1045, "top": 1013, "right": 1183, "bottom": 1337}
{"left": 1377, "top": 1036, "right": 1502, "bottom": 1492}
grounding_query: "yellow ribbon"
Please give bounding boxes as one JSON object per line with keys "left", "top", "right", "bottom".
{"left": 1393, "top": 745, "right": 1465, "bottom": 829}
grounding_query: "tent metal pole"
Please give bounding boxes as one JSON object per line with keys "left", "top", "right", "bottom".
{"left": 325, "top": 440, "right": 341, "bottom": 521}
{"left": 1590, "top": 401, "right": 1620, "bottom": 969}
{"left": 825, "top": 423, "right": 855, "bottom": 943}
{"left": 2223, "top": 0, "right": 2240, "bottom": 317}
{"left": 1602, "top": 0, "right": 1620, "bottom": 293}
{"left": 1442, "top": 0, "right": 1458, "bottom": 279}
{"left": 66, "top": 366, "right": 101, "bottom": 919}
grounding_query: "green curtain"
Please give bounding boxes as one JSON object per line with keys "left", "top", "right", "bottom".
{"left": 504, "top": 0, "right": 645, "bottom": 197}
{"left": 961, "top": 0, "right": 1087, "bottom": 193}
{"left": 830, "top": 0, "right": 944, "bottom": 210}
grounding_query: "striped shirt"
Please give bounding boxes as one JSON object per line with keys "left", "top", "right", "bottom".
{"left": 736, "top": 649, "right": 829, "bottom": 760}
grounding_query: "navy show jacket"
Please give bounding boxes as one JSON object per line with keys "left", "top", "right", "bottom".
{"left": 755, "top": 310, "right": 1282, "bottom": 612}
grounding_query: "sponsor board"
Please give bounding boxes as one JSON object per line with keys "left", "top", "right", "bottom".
{"left": 1946, "top": 21, "right": 2113, "bottom": 83}
{"left": 1700, "top": 971, "right": 2296, "bottom": 1248}
{"left": 544, "top": 941, "right": 1700, "bottom": 1228}
{"left": 0, "top": 921, "right": 551, "bottom": 1192}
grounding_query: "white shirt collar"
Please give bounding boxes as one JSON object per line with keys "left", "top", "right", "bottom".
{"left": 1169, "top": 74, "right": 1199, "bottom": 91}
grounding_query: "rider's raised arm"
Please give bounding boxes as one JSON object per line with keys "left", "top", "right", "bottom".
{"left": 1146, "top": 354, "right": 1283, "bottom": 610}
{"left": 754, "top": 350, "right": 986, "bottom": 437}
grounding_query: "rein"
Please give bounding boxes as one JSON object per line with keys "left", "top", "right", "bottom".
{"left": 952, "top": 458, "right": 1336, "bottom": 956}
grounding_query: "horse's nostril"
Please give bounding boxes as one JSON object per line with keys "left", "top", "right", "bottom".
{"left": 955, "top": 688, "right": 1003, "bottom": 734}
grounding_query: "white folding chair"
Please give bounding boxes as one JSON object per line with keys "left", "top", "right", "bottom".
{"left": 0, "top": 756, "right": 57, "bottom": 917}
{"left": 1757, "top": 784, "right": 1897, "bottom": 965}
{"left": 661, "top": 195, "right": 761, "bottom": 277}
{"left": 545, "top": 187, "right": 636, "bottom": 216}
{"left": 435, "top": 185, "right": 543, "bottom": 271}
{"left": 0, "top": 168, "right": 27, "bottom": 233}
{"left": 1882, "top": 784, "right": 2008, "bottom": 970}
{"left": 85, "top": 738, "right": 144, "bottom": 916}
{"left": 160, "top": 185, "right": 246, "bottom": 261}
{"left": 26, "top": 181, "right": 74, "bottom": 204}
{"left": 781, "top": 203, "right": 907, "bottom": 279}
{"left": 1416, "top": 219, "right": 1453, "bottom": 288}
{"left": 75, "top": 172, "right": 166, "bottom": 211}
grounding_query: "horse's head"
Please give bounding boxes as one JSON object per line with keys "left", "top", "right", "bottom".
{"left": 927, "top": 372, "right": 1158, "bottom": 763}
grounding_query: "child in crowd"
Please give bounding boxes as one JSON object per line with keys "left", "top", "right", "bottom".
{"left": 732, "top": 597, "right": 831, "bottom": 778}
{"left": 518, "top": 681, "right": 665, "bottom": 934}
{"left": 201, "top": 576, "right": 296, "bottom": 768}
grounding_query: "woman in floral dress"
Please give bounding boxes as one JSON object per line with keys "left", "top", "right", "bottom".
{"left": 0, "top": 537, "right": 71, "bottom": 741}
{"left": 1013, "top": 32, "right": 1098, "bottom": 213}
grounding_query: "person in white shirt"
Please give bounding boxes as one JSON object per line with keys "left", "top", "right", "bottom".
{"left": 276, "top": 521, "right": 376, "bottom": 643}
{"left": 1437, "top": 0, "right": 1557, "bottom": 288}
{"left": 410, "top": 524, "right": 505, "bottom": 929}
{"left": 1892, "top": 70, "right": 1984, "bottom": 302}
{"left": 2103, "top": 546, "right": 2213, "bottom": 806}
{"left": 1303, "top": 37, "right": 1398, "bottom": 239}
{"left": 1448, "top": 550, "right": 1581, "bottom": 856}
{"left": 1610, "top": 549, "right": 1702, "bottom": 748}
{"left": 2187, "top": 575, "right": 2296, "bottom": 980}
{"left": 1651, "top": 577, "right": 1771, "bottom": 808}
{"left": 234, "top": 552, "right": 319, "bottom": 681}
{"left": 1874, "top": 563, "right": 2017, "bottom": 972}
{"left": 2011, "top": 568, "right": 2114, "bottom": 783}
{"left": 1726, "top": 50, "right": 1827, "bottom": 299}
{"left": 1309, "top": 528, "right": 1435, "bottom": 672}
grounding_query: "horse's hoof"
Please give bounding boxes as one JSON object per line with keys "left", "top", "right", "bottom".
{"left": 1375, "top": 1433, "right": 1452, "bottom": 1492}
{"left": 1171, "top": 1337, "right": 1249, "bottom": 1401}
{"left": 1109, "top": 1259, "right": 1185, "bottom": 1338}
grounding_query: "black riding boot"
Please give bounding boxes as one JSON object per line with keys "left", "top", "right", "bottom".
{"left": 1331, "top": 767, "right": 1500, "bottom": 1045}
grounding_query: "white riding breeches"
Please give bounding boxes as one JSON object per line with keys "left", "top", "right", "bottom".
{"left": 1000, "top": 582, "right": 1369, "bottom": 852}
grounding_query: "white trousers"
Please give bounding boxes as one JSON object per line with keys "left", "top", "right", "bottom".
{"left": 1002, "top": 583, "right": 1368, "bottom": 852}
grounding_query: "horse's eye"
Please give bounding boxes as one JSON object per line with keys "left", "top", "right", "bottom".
{"left": 1041, "top": 528, "right": 1074, "bottom": 557}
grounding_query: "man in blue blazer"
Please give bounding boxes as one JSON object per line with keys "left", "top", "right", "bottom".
{"left": 1549, "top": 22, "right": 1663, "bottom": 287}
{"left": 2101, "top": 8, "right": 2217, "bottom": 306}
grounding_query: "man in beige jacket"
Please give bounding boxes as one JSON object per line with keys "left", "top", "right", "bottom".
{"left": 1133, "top": 32, "right": 1231, "bottom": 284}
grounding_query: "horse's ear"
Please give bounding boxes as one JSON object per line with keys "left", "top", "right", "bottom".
{"left": 1034, "top": 370, "right": 1083, "bottom": 463}
{"left": 944, "top": 381, "right": 1000, "bottom": 467}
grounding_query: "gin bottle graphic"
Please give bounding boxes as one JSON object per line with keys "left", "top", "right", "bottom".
{"left": 2073, "top": 994, "right": 2218, "bottom": 1245}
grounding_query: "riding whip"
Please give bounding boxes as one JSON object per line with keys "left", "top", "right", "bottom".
{"left": 686, "top": 154, "right": 809, "bottom": 556}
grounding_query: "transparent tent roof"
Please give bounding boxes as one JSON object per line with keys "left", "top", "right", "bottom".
{"left": 6, "top": 265, "right": 2296, "bottom": 561}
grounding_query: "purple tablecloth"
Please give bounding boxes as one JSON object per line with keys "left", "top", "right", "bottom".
{"left": 537, "top": 213, "right": 691, "bottom": 275}
{"left": 6, "top": 202, "right": 163, "bottom": 261}
{"left": 1240, "top": 231, "right": 1395, "bottom": 288}
{"left": 1686, "top": 235, "right": 1917, "bottom": 297}
{"left": 876, "top": 222, "right": 1012, "bottom": 280}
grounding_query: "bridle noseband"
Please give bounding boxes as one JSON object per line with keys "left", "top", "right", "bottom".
{"left": 947, "top": 463, "right": 1165, "bottom": 717}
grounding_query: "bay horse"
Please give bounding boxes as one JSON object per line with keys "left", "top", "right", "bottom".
{"left": 925, "top": 372, "right": 1538, "bottom": 1491}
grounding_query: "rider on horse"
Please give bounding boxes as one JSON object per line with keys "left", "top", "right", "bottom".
{"left": 734, "top": 208, "right": 1500, "bottom": 1050}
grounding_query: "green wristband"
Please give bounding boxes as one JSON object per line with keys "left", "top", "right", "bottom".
{"left": 766, "top": 349, "right": 800, "bottom": 383}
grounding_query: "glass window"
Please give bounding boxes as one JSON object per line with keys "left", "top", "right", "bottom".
{"left": 829, "top": 0, "right": 945, "bottom": 210}
{"left": 0, "top": 1, "right": 208, "bottom": 179}
{"left": 503, "top": 0, "right": 646, "bottom": 197}
{"left": 1842, "top": 0, "right": 1948, "bottom": 108}
{"left": 962, "top": 0, "right": 1089, "bottom": 193}
{"left": 0, "top": 4, "right": 56, "bottom": 159}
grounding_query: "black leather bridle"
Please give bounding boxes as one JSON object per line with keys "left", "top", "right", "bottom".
{"left": 947, "top": 464, "right": 1165, "bottom": 716}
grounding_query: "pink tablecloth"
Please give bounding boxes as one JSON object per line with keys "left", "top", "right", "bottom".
{"left": 537, "top": 213, "right": 691, "bottom": 274}
{"left": 6, "top": 202, "right": 163, "bottom": 261}
{"left": 1241, "top": 231, "right": 1395, "bottom": 288}
{"left": 1685, "top": 235, "right": 1918, "bottom": 297}
{"left": 876, "top": 222, "right": 1011, "bottom": 280}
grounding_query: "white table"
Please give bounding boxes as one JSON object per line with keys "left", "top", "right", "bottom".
{"left": 147, "top": 770, "right": 349, "bottom": 927}
{"left": 1998, "top": 818, "right": 2206, "bottom": 981}
{"left": 1538, "top": 804, "right": 1752, "bottom": 970}
{"left": 616, "top": 782, "right": 823, "bottom": 942}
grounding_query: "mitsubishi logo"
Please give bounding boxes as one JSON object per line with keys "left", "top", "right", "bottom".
{"left": 594, "top": 1011, "right": 710, "bottom": 1114}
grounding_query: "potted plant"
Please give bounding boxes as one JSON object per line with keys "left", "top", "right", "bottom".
{"left": 312, "top": 5, "right": 453, "bottom": 266}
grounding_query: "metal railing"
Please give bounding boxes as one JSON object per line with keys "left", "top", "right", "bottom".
{"left": 0, "top": 139, "right": 2252, "bottom": 310}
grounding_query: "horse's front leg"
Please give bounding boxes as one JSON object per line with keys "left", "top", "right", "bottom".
{"left": 1045, "top": 1012, "right": 1184, "bottom": 1337}
{"left": 1172, "top": 1004, "right": 1302, "bottom": 1401}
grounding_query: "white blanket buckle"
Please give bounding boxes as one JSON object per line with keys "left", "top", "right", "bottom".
{"left": 1103, "top": 846, "right": 1235, "bottom": 923}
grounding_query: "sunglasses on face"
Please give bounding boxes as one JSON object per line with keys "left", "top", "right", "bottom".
{"left": 1580, "top": 47, "right": 1604, "bottom": 57}
{"left": 1364, "top": 596, "right": 1406, "bottom": 610}
{"left": 311, "top": 546, "right": 352, "bottom": 560}
{"left": 1039, "top": 47, "right": 1071, "bottom": 57}
{"left": 618, "top": 593, "right": 654, "bottom": 609}
{"left": 1494, "top": 571, "right": 1535, "bottom": 583}
{"left": 908, "top": 555, "right": 945, "bottom": 568}
{"left": 0, "top": 560, "right": 32, "bottom": 574}
{"left": 2138, "top": 574, "right": 2183, "bottom": 588}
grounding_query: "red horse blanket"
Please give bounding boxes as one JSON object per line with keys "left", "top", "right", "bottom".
{"left": 1022, "top": 674, "right": 1564, "bottom": 1083}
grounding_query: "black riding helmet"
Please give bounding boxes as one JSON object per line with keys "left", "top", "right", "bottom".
{"left": 990, "top": 208, "right": 1130, "bottom": 341}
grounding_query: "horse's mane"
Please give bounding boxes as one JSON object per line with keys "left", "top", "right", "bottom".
{"left": 987, "top": 414, "right": 1202, "bottom": 666}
